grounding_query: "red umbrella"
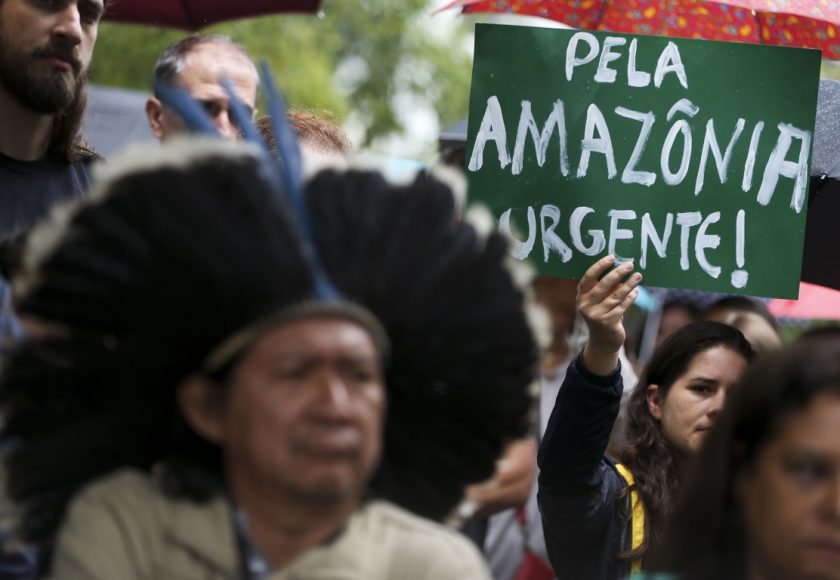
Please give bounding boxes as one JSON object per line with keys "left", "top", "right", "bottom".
{"left": 769, "top": 282, "right": 840, "bottom": 320}
{"left": 103, "top": 0, "right": 323, "bottom": 30}
{"left": 441, "top": 0, "right": 840, "bottom": 59}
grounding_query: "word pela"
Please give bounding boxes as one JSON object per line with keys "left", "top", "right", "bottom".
{"left": 468, "top": 33, "right": 811, "bottom": 214}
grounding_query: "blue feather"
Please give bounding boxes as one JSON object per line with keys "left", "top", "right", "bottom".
{"left": 220, "top": 77, "right": 283, "bottom": 191}
{"left": 260, "top": 62, "right": 340, "bottom": 300}
{"left": 157, "top": 69, "right": 340, "bottom": 301}
{"left": 220, "top": 77, "right": 263, "bottom": 144}
{"left": 261, "top": 63, "right": 304, "bottom": 204}
{"left": 154, "top": 81, "right": 220, "bottom": 136}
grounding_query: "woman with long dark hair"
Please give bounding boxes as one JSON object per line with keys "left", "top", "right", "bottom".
{"left": 649, "top": 338, "right": 840, "bottom": 580}
{"left": 537, "top": 256, "right": 754, "bottom": 579}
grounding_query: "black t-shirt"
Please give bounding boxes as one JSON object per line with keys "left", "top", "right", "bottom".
{"left": 0, "top": 151, "right": 93, "bottom": 241}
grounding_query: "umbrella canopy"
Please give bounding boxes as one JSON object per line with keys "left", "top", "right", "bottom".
{"left": 442, "top": 0, "right": 840, "bottom": 59}
{"left": 812, "top": 79, "right": 840, "bottom": 180}
{"left": 769, "top": 282, "right": 840, "bottom": 320}
{"left": 103, "top": 0, "right": 322, "bottom": 30}
{"left": 801, "top": 176, "right": 840, "bottom": 291}
{"left": 800, "top": 80, "right": 840, "bottom": 291}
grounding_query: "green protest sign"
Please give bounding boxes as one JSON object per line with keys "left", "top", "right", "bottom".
{"left": 466, "top": 24, "right": 821, "bottom": 299}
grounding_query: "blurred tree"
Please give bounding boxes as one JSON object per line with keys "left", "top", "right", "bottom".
{"left": 89, "top": 0, "right": 472, "bottom": 149}
{"left": 823, "top": 59, "right": 840, "bottom": 80}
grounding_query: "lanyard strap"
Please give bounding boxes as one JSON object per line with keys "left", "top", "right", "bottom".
{"left": 615, "top": 463, "right": 645, "bottom": 574}
{"left": 233, "top": 510, "right": 273, "bottom": 580}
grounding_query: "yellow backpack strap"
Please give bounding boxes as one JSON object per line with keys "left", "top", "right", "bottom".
{"left": 615, "top": 463, "right": 645, "bottom": 574}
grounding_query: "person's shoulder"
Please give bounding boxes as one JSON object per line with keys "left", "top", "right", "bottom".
{"left": 359, "top": 501, "right": 490, "bottom": 578}
{"left": 70, "top": 139, "right": 103, "bottom": 165}
{"left": 68, "top": 149, "right": 97, "bottom": 180}
{"left": 70, "top": 468, "right": 163, "bottom": 515}
{"left": 48, "top": 469, "right": 167, "bottom": 580}
{"left": 65, "top": 140, "right": 101, "bottom": 182}
{"left": 363, "top": 500, "right": 464, "bottom": 539}
{"left": 76, "top": 468, "right": 155, "bottom": 498}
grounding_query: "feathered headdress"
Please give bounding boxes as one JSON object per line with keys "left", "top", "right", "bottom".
{"left": 0, "top": 69, "right": 541, "bottom": 548}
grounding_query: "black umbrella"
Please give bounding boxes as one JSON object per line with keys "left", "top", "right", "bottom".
{"left": 802, "top": 80, "right": 840, "bottom": 292}
{"left": 812, "top": 79, "right": 840, "bottom": 181}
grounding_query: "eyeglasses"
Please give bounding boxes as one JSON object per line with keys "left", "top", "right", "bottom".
{"left": 196, "top": 98, "right": 254, "bottom": 127}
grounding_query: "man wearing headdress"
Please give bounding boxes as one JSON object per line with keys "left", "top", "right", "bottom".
{"left": 146, "top": 35, "right": 260, "bottom": 141}
{"left": 0, "top": 136, "right": 540, "bottom": 579}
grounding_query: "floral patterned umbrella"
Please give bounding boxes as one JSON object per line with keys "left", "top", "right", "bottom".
{"left": 441, "top": 0, "right": 840, "bottom": 59}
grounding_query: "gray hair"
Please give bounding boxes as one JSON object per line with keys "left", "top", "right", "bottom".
{"left": 152, "top": 34, "right": 259, "bottom": 97}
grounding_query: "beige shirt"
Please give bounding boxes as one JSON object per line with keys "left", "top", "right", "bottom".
{"left": 49, "top": 469, "right": 490, "bottom": 580}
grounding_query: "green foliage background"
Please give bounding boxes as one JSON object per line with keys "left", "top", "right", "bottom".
{"left": 89, "top": 0, "right": 839, "bottom": 155}
{"left": 823, "top": 59, "right": 840, "bottom": 80}
{"left": 90, "top": 0, "right": 472, "bottom": 152}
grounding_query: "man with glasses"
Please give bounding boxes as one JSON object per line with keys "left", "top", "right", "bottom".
{"left": 146, "top": 35, "right": 259, "bottom": 141}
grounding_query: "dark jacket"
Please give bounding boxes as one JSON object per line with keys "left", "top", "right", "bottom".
{"left": 537, "top": 354, "right": 632, "bottom": 580}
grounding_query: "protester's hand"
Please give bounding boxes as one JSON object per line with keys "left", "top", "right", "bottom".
{"left": 577, "top": 256, "right": 642, "bottom": 375}
{"left": 465, "top": 438, "right": 537, "bottom": 518}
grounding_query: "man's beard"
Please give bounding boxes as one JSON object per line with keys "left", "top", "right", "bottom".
{"left": 0, "top": 35, "right": 86, "bottom": 114}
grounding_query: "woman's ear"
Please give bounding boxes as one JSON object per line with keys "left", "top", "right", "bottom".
{"left": 177, "top": 375, "right": 227, "bottom": 444}
{"left": 647, "top": 384, "right": 663, "bottom": 420}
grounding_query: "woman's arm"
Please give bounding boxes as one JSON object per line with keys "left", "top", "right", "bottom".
{"left": 539, "top": 255, "right": 641, "bottom": 484}
{"left": 536, "top": 256, "right": 641, "bottom": 577}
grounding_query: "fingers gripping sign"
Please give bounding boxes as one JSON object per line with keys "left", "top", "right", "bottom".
{"left": 578, "top": 256, "right": 642, "bottom": 375}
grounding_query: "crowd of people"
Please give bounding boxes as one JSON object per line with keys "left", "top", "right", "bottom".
{"left": 0, "top": 1, "right": 838, "bottom": 580}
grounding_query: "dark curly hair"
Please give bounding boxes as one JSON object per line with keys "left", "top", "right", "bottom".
{"left": 619, "top": 321, "right": 754, "bottom": 560}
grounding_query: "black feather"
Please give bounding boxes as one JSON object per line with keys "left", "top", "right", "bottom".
{"left": 0, "top": 148, "right": 538, "bottom": 550}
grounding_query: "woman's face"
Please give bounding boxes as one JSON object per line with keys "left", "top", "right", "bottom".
{"left": 647, "top": 346, "right": 748, "bottom": 455}
{"left": 740, "top": 392, "right": 840, "bottom": 580}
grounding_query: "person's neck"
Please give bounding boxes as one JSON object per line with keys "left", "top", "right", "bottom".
{"left": 0, "top": 86, "right": 54, "bottom": 161}
{"left": 233, "top": 480, "right": 359, "bottom": 572}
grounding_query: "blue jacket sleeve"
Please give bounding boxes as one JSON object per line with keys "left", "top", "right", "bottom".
{"left": 537, "top": 353, "right": 627, "bottom": 580}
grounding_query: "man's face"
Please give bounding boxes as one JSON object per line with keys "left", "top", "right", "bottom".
{"left": 148, "top": 42, "right": 259, "bottom": 140}
{"left": 218, "top": 316, "right": 385, "bottom": 504}
{"left": 0, "top": 0, "right": 103, "bottom": 113}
